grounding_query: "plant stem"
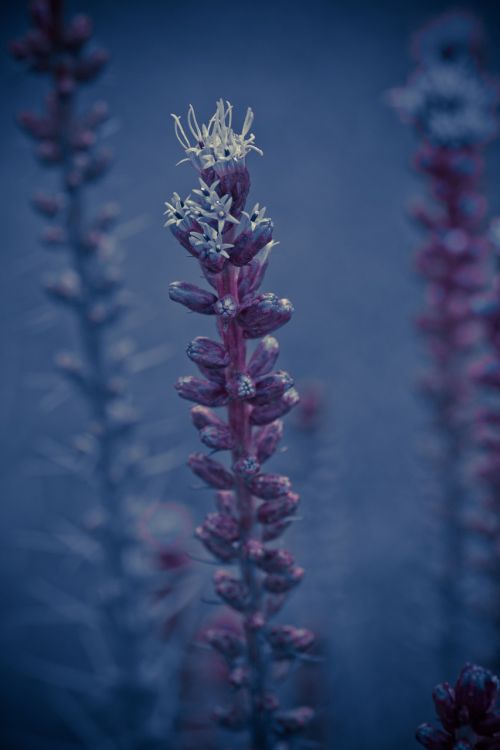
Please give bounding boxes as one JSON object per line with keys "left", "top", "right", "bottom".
{"left": 59, "top": 89, "right": 138, "bottom": 750}
{"left": 218, "top": 262, "right": 271, "bottom": 750}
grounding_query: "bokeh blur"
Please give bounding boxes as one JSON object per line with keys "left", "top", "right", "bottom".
{"left": 2, "top": 1, "right": 500, "bottom": 748}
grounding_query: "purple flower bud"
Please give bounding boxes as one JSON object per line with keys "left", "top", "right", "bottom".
{"left": 455, "top": 664, "right": 499, "bottom": 721}
{"left": 214, "top": 570, "right": 250, "bottom": 612}
{"left": 228, "top": 225, "right": 255, "bottom": 267}
{"left": 250, "top": 388, "right": 300, "bottom": 426}
{"left": 200, "top": 424, "right": 234, "bottom": 451}
{"left": 42, "top": 225, "right": 67, "bottom": 247}
{"left": 258, "top": 493, "right": 300, "bottom": 524}
{"left": 264, "top": 566, "right": 304, "bottom": 594}
{"left": 44, "top": 270, "right": 82, "bottom": 305}
{"left": 18, "top": 112, "right": 52, "bottom": 140}
{"left": 248, "top": 336, "right": 280, "bottom": 378}
{"left": 195, "top": 525, "right": 236, "bottom": 561}
{"left": 415, "top": 725, "right": 453, "bottom": 750}
{"left": 470, "top": 356, "right": 500, "bottom": 388}
{"left": 214, "top": 703, "right": 249, "bottom": 731}
{"left": 186, "top": 336, "right": 229, "bottom": 368}
{"left": 203, "top": 512, "right": 239, "bottom": 542}
{"left": 255, "top": 420, "right": 284, "bottom": 463}
{"left": 274, "top": 707, "right": 314, "bottom": 735}
{"left": 233, "top": 455, "right": 260, "bottom": 478}
{"left": 205, "top": 627, "right": 245, "bottom": 659}
{"left": 229, "top": 207, "right": 273, "bottom": 266}
{"left": 248, "top": 473, "right": 292, "bottom": 499}
{"left": 72, "top": 129, "right": 96, "bottom": 151}
{"left": 243, "top": 538, "right": 265, "bottom": 562}
{"left": 215, "top": 294, "right": 238, "bottom": 321}
{"left": 245, "top": 611, "right": 266, "bottom": 631}
{"left": 55, "top": 351, "right": 86, "bottom": 389}
{"left": 267, "top": 625, "right": 315, "bottom": 658}
{"left": 188, "top": 452, "right": 234, "bottom": 489}
{"left": 215, "top": 490, "right": 237, "bottom": 517}
{"left": 432, "top": 683, "right": 457, "bottom": 733}
{"left": 258, "top": 548, "right": 295, "bottom": 574}
{"left": 33, "top": 191, "right": 63, "bottom": 217}
{"left": 251, "top": 370, "right": 294, "bottom": 405}
{"left": 262, "top": 518, "right": 292, "bottom": 541}
{"left": 175, "top": 376, "right": 228, "bottom": 407}
{"left": 64, "top": 14, "right": 93, "bottom": 50}
{"left": 75, "top": 49, "right": 109, "bottom": 82}
{"left": 198, "top": 363, "right": 227, "bottom": 385}
{"left": 228, "top": 666, "right": 250, "bottom": 688}
{"left": 206, "top": 162, "right": 250, "bottom": 219}
{"left": 169, "top": 281, "right": 217, "bottom": 314}
{"left": 226, "top": 373, "right": 256, "bottom": 400}
{"left": 191, "top": 405, "right": 225, "bottom": 430}
{"left": 37, "top": 140, "right": 62, "bottom": 163}
{"left": 237, "top": 249, "right": 271, "bottom": 300}
{"left": 238, "top": 293, "right": 293, "bottom": 339}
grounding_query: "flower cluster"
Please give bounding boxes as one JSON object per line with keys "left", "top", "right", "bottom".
{"left": 166, "top": 100, "right": 314, "bottom": 748}
{"left": 416, "top": 663, "right": 500, "bottom": 749}
{"left": 470, "top": 220, "right": 500, "bottom": 667}
{"left": 390, "top": 12, "right": 499, "bottom": 148}
{"left": 390, "top": 11, "right": 499, "bottom": 671}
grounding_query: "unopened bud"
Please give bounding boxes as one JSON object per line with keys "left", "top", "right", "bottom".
{"left": 252, "top": 370, "right": 294, "bottom": 405}
{"left": 250, "top": 389, "right": 300, "bottom": 426}
{"left": 169, "top": 281, "right": 217, "bottom": 314}
{"left": 238, "top": 293, "right": 293, "bottom": 339}
{"left": 214, "top": 570, "right": 250, "bottom": 612}
{"left": 186, "top": 336, "right": 229, "bottom": 368}
{"left": 188, "top": 452, "right": 234, "bottom": 489}
{"left": 176, "top": 376, "right": 228, "bottom": 407}
{"left": 255, "top": 420, "right": 284, "bottom": 463}
{"left": 248, "top": 336, "right": 280, "bottom": 378}
{"left": 248, "top": 473, "right": 291, "bottom": 500}
{"left": 258, "top": 492, "right": 300, "bottom": 524}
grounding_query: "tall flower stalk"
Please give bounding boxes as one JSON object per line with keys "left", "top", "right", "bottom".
{"left": 390, "top": 11, "right": 499, "bottom": 673}
{"left": 12, "top": 2, "right": 192, "bottom": 747}
{"left": 166, "top": 100, "right": 314, "bottom": 748}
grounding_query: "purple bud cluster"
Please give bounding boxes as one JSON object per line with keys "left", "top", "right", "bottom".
{"left": 12, "top": 0, "right": 137, "bottom": 460}
{"left": 12, "top": 1, "right": 111, "bottom": 189}
{"left": 167, "top": 100, "right": 313, "bottom": 748}
{"left": 416, "top": 664, "right": 500, "bottom": 749}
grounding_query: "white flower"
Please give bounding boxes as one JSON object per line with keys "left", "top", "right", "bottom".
{"left": 189, "top": 223, "right": 234, "bottom": 260}
{"left": 171, "top": 99, "right": 263, "bottom": 172}
{"left": 390, "top": 62, "right": 498, "bottom": 147}
{"left": 190, "top": 178, "right": 239, "bottom": 233}
{"left": 164, "top": 192, "right": 194, "bottom": 229}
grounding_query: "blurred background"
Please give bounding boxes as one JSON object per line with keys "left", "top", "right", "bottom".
{"left": 2, "top": 0, "right": 500, "bottom": 748}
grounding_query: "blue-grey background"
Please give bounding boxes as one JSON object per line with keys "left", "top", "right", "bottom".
{"left": 1, "top": 0, "right": 500, "bottom": 748}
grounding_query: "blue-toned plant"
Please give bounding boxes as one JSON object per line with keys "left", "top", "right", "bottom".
{"left": 166, "top": 100, "right": 314, "bottom": 749}
{"left": 11, "top": 2, "right": 194, "bottom": 747}
{"left": 390, "top": 11, "right": 499, "bottom": 672}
